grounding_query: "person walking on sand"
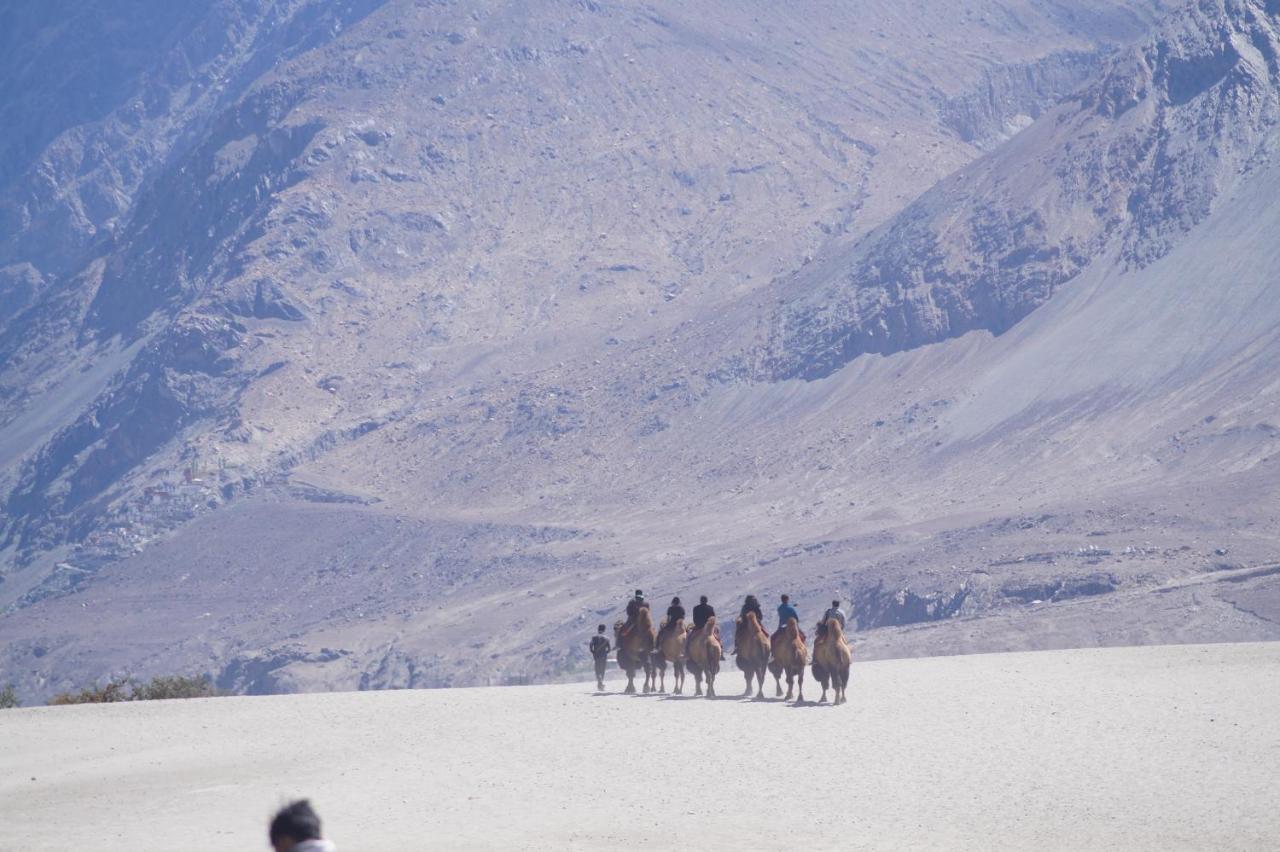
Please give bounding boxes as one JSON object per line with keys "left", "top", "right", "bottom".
{"left": 269, "top": 799, "right": 335, "bottom": 852}
{"left": 589, "top": 624, "right": 611, "bottom": 690}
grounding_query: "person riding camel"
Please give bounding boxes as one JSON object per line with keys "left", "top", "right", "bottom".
{"left": 734, "top": 594, "right": 767, "bottom": 658}
{"left": 622, "top": 589, "right": 649, "bottom": 637}
{"left": 774, "top": 594, "right": 805, "bottom": 643}
{"left": 690, "top": 595, "right": 714, "bottom": 634}
{"left": 816, "top": 598, "right": 847, "bottom": 645}
{"left": 657, "top": 596, "right": 685, "bottom": 647}
{"left": 687, "top": 595, "right": 725, "bottom": 659}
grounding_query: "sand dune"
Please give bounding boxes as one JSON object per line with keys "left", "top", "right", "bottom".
{"left": 2, "top": 643, "right": 1277, "bottom": 850}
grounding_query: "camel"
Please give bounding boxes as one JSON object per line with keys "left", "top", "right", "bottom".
{"left": 652, "top": 616, "right": 687, "bottom": 694}
{"left": 768, "top": 617, "right": 808, "bottom": 702}
{"left": 685, "top": 616, "right": 722, "bottom": 698}
{"left": 812, "top": 617, "right": 853, "bottom": 704}
{"left": 614, "top": 605, "right": 656, "bottom": 694}
{"left": 734, "top": 610, "right": 771, "bottom": 698}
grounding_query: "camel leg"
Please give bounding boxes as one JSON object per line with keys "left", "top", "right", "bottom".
{"left": 756, "top": 666, "right": 766, "bottom": 699}
{"left": 785, "top": 671, "right": 795, "bottom": 701}
{"left": 624, "top": 669, "right": 636, "bottom": 694}
{"left": 694, "top": 670, "right": 704, "bottom": 696}
{"left": 675, "top": 661, "right": 684, "bottom": 694}
{"left": 774, "top": 673, "right": 783, "bottom": 698}
{"left": 706, "top": 671, "right": 716, "bottom": 698}
{"left": 796, "top": 667, "right": 806, "bottom": 704}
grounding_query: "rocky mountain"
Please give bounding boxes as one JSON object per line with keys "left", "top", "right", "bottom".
{"left": 3, "top": 0, "right": 1278, "bottom": 700}
{"left": 754, "top": 0, "right": 1280, "bottom": 380}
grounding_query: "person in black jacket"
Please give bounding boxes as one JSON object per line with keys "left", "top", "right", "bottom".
{"left": 589, "top": 624, "right": 611, "bottom": 690}
{"left": 739, "top": 594, "right": 764, "bottom": 625}
{"left": 691, "top": 595, "right": 715, "bottom": 630}
{"left": 657, "top": 596, "right": 685, "bottom": 647}
{"left": 688, "top": 595, "right": 725, "bottom": 660}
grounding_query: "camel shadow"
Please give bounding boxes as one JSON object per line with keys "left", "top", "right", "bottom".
{"left": 592, "top": 690, "right": 665, "bottom": 698}
{"left": 787, "top": 699, "right": 839, "bottom": 709}
{"left": 659, "top": 693, "right": 742, "bottom": 702}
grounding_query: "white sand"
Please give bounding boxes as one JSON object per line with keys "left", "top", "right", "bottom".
{"left": 2, "top": 643, "right": 1278, "bottom": 850}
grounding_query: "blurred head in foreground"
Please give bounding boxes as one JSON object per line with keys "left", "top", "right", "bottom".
{"left": 269, "top": 799, "right": 335, "bottom": 851}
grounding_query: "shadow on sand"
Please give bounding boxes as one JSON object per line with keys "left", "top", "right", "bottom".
{"left": 591, "top": 690, "right": 841, "bottom": 708}
{"left": 787, "top": 699, "right": 838, "bottom": 709}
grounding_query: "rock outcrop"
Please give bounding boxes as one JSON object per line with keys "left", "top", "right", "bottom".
{"left": 758, "top": 0, "right": 1280, "bottom": 381}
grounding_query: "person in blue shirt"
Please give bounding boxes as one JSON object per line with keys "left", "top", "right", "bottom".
{"left": 776, "top": 594, "right": 800, "bottom": 634}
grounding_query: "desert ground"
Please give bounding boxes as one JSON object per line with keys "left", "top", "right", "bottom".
{"left": 3, "top": 642, "right": 1277, "bottom": 850}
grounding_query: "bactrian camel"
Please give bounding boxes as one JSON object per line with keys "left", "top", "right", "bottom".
{"left": 768, "top": 617, "right": 808, "bottom": 702}
{"left": 652, "top": 616, "right": 687, "bottom": 694}
{"left": 734, "top": 610, "right": 771, "bottom": 699}
{"left": 812, "top": 617, "right": 852, "bottom": 704}
{"left": 614, "top": 605, "right": 656, "bottom": 694}
{"left": 685, "top": 616, "right": 722, "bottom": 698}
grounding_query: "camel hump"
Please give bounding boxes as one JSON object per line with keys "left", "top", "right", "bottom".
{"left": 705, "top": 615, "right": 717, "bottom": 630}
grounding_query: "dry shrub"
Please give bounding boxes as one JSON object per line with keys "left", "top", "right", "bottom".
{"left": 48, "top": 675, "right": 218, "bottom": 705}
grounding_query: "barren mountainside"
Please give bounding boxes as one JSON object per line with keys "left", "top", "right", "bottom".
{"left": 2, "top": 0, "right": 1277, "bottom": 699}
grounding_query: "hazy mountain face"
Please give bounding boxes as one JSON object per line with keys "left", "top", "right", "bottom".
{"left": 3, "top": 0, "right": 1278, "bottom": 699}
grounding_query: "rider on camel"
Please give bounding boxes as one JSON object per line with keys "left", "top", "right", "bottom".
{"left": 687, "top": 595, "right": 725, "bottom": 659}
{"left": 774, "top": 593, "right": 806, "bottom": 643}
{"left": 815, "top": 598, "right": 847, "bottom": 645}
{"left": 657, "top": 595, "right": 685, "bottom": 646}
{"left": 622, "top": 589, "right": 649, "bottom": 637}
{"left": 739, "top": 594, "right": 765, "bottom": 626}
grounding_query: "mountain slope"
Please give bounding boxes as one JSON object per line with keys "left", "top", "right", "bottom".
{"left": 755, "top": 0, "right": 1280, "bottom": 381}
{"left": 0, "top": 0, "right": 1167, "bottom": 590}
{"left": 6, "top": 0, "right": 1280, "bottom": 699}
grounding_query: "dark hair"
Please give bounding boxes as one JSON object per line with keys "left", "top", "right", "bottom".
{"left": 634, "top": 589, "right": 644, "bottom": 598}
{"left": 269, "top": 799, "right": 321, "bottom": 844}
{"left": 832, "top": 600, "right": 840, "bottom": 608}
{"left": 781, "top": 594, "right": 790, "bottom": 603}
{"left": 671, "top": 596, "right": 681, "bottom": 605}
{"left": 597, "top": 624, "right": 606, "bottom": 632}
{"left": 699, "top": 595, "right": 708, "bottom": 604}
